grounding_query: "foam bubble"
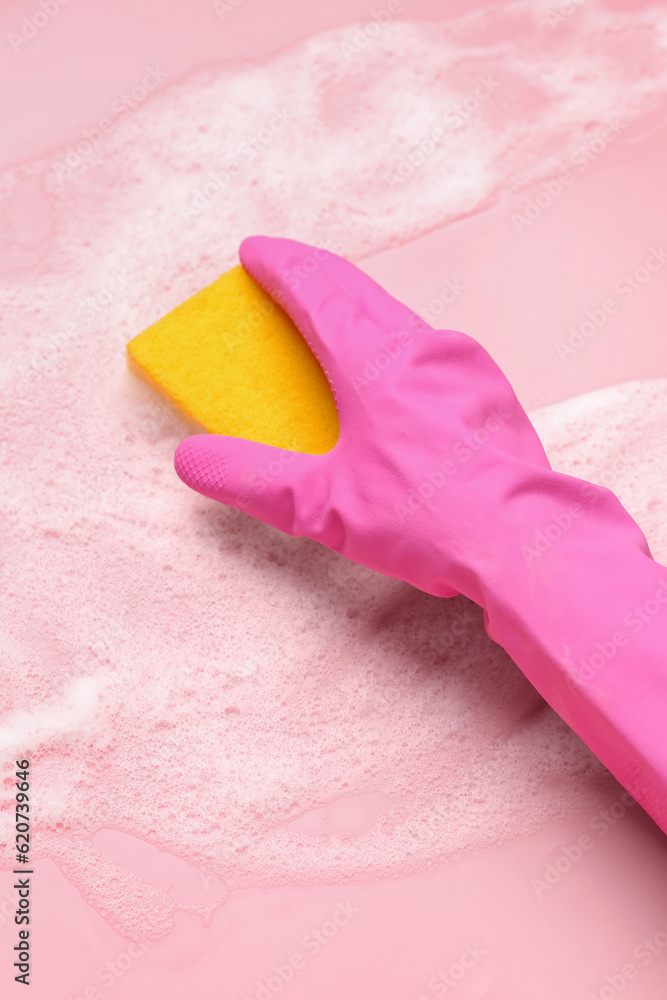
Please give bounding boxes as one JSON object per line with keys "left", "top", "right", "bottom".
{"left": 2, "top": 4, "right": 667, "bottom": 940}
{"left": 2, "top": 378, "right": 666, "bottom": 939}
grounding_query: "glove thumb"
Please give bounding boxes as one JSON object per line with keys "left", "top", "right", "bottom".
{"left": 174, "top": 433, "right": 322, "bottom": 536}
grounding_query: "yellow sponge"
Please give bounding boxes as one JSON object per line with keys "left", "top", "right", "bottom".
{"left": 127, "top": 266, "right": 339, "bottom": 455}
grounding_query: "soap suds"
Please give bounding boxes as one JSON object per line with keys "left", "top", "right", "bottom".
{"left": 1, "top": 377, "right": 665, "bottom": 939}
{"left": 1, "top": 2, "right": 667, "bottom": 941}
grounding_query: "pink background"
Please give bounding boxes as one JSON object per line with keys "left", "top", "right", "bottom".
{"left": 1, "top": 0, "right": 667, "bottom": 997}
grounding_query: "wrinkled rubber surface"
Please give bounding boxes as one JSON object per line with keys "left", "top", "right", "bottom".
{"left": 175, "top": 236, "right": 667, "bottom": 835}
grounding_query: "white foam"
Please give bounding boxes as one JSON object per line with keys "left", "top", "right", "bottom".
{"left": 2, "top": 2, "right": 667, "bottom": 940}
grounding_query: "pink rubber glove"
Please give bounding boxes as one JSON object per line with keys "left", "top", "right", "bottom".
{"left": 175, "top": 236, "right": 667, "bottom": 835}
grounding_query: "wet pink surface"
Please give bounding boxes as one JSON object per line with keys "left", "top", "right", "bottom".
{"left": 363, "top": 114, "right": 667, "bottom": 409}
{"left": 2, "top": 0, "right": 667, "bottom": 997}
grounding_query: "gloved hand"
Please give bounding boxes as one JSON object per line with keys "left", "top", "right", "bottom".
{"left": 175, "top": 236, "right": 667, "bottom": 836}
{"left": 174, "top": 235, "right": 553, "bottom": 599}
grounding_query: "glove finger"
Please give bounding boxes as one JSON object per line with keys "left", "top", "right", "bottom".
{"left": 240, "top": 235, "right": 391, "bottom": 400}
{"left": 174, "top": 432, "right": 326, "bottom": 537}
{"left": 321, "top": 250, "right": 428, "bottom": 338}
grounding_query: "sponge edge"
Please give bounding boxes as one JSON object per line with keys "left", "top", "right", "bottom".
{"left": 127, "top": 265, "right": 339, "bottom": 455}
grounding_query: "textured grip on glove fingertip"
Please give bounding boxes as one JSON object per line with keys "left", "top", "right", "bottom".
{"left": 175, "top": 438, "right": 228, "bottom": 494}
